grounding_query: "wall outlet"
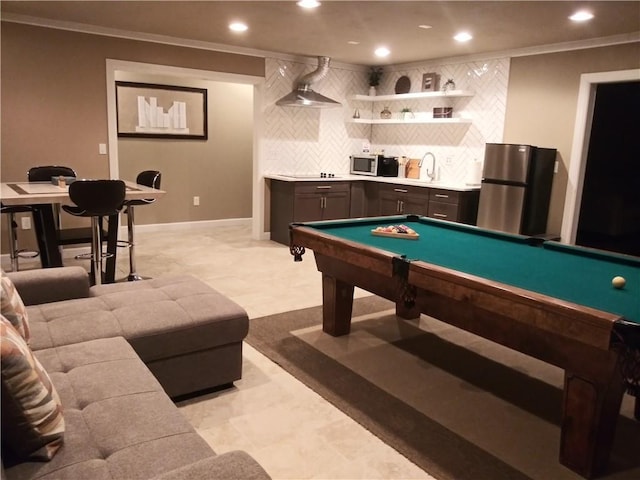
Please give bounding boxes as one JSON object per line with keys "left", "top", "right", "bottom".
{"left": 21, "top": 217, "right": 31, "bottom": 230}
{"left": 445, "top": 156, "right": 453, "bottom": 166}
{"left": 193, "top": 196, "right": 200, "bottom": 206}
{"left": 98, "top": 143, "right": 107, "bottom": 155}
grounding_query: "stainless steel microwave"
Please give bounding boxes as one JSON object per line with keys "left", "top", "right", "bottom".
{"left": 350, "top": 154, "right": 378, "bottom": 176}
{"left": 350, "top": 154, "right": 399, "bottom": 177}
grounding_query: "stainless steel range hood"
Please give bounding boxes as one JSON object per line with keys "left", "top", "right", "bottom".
{"left": 276, "top": 56, "right": 341, "bottom": 108}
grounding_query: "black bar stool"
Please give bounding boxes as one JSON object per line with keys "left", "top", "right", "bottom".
{"left": 62, "top": 180, "right": 125, "bottom": 285}
{"left": 121, "top": 170, "right": 161, "bottom": 281}
{"left": 28, "top": 165, "right": 101, "bottom": 246}
{"left": 0, "top": 204, "right": 39, "bottom": 271}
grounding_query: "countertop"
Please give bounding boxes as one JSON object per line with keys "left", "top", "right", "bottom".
{"left": 264, "top": 174, "right": 481, "bottom": 192}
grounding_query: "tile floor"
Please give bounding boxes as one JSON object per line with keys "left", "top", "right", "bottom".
{"left": 6, "top": 224, "right": 433, "bottom": 480}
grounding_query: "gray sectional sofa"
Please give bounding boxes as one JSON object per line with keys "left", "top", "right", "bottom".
{"left": 2, "top": 267, "right": 270, "bottom": 480}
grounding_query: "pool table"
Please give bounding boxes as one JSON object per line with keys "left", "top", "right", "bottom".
{"left": 289, "top": 214, "right": 639, "bottom": 479}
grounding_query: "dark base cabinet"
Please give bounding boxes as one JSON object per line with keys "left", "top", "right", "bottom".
{"left": 269, "top": 178, "right": 479, "bottom": 245}
{"left": 426, "top": 188, "right": 480, "bottom": 225}
{"left": 270, "top": 180, "right": 351, "bottom": 245}
{"left": 377, "top": 184, "right": 430, "bottom": 216}
{"left": 367, "top": 184, "right": 478, "bottom": 224}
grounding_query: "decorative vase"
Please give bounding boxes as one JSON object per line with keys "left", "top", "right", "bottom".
{"left": 352, "top": 108, "right": 360, "bottom": 119}
{"left": 369, "top": 86, "right": 376, "bottom": 96}
{"left": 380, "top": 106, "right": 392, "bottom": 119}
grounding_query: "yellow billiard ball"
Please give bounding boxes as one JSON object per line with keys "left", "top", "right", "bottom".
{"left": 612, "top": 276, "right": 626, "bottom": 289}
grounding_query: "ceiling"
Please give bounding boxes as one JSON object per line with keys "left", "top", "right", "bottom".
{"left": 2, "top": 1, "right": 639, "bottom": 65}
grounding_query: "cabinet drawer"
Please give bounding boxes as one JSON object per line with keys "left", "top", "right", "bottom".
{"left": 427, "top": 201, "right": 459, "bottom": 221}
{"left": 377, "top": 183, "right": 428, "bottom": 197}
{"left": 295, "top": 182, "right": 350, "bottom": 194}
{"left": 429, "top": 189, "right": 460, "bottom": 204}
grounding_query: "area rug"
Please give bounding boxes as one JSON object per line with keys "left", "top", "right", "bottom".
{"left": 246, "top": 296, "right": 640, "bottom": 480}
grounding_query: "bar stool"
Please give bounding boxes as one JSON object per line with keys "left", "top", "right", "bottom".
{"left": 121, "top": 170, "right": 161, "bottom": 281}
{"left": 0, "top": 204, "right": 39, "bottom": 271}
{"left": 62, "top": 180, "right": 125, "bottom": 285}
{"left": 27, "top": 165, "right": 100, "bottom": 246}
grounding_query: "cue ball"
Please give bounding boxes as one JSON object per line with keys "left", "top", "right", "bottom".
{"left": 612, "top": 276, "right": 626, "bottom": 289}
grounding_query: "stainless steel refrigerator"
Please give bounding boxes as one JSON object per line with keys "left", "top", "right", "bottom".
{"left": 477, "top": 143, "right": 556, "bottom": 235}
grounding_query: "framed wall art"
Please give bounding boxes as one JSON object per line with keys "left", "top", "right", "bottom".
{"left": 421, "top": 73, "right": 440, "bottom": 92}
{"left": 116, "top": 81, "right": 208, "bottom": 139}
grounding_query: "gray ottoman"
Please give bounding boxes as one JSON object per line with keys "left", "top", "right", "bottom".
{"left": 17, "top": 270, "right": 249, "bottom": 398}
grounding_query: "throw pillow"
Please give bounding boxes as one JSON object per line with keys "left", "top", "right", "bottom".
{"left": 1, "top": 272, "right": 30, "bottom": 342}
{"left": 1, "top": 315, "right": 65, "bottom": 462}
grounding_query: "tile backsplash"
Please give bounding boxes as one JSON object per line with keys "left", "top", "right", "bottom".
{"left": 262, "top": 56, "right": 509, "bottom": 184}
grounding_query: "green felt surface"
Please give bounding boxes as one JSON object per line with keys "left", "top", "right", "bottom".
{"left": 304, "top": 215, "right": 640, "bottom": 324}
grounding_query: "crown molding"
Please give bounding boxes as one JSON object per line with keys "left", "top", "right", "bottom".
{"left": 3, "top": 13, "right": 638, "bottom": 73}
{"left": 0, "top": 13, "right": 365, "bottom": 72}
{"left": 392, "top": 32, "right": 640, "bottom": 70}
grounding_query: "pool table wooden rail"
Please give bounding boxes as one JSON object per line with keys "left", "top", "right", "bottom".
{"left": 290, "top": 224, "right": 419, "bottom": 335}
{"left": 407, "top": 260, "right": 626, "bottom": 478}
{"left": 289, "top": 222, "right": 636, "bottom": 479}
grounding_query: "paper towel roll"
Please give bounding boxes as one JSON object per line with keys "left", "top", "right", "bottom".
{"left": 465, "top": 159, "right": 483, "bottom": 185}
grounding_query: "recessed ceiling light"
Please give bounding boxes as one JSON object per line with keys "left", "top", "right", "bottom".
{"left": 374, "top": 46, "right": 390, "bottom": 57}
{"left": 418, "top": 25, "right": 433, "bottom": 30}
{"left": 569, "top": 10, "right": 594, "bottom": 22}
{"left": 229, "top": 22, "right": 248, "bottom": 32}
{"left": 297, "top": 0, "right": 321, "bottom": 8}
{"left": 454, "top": 32, "right": 473, "bottom": 42}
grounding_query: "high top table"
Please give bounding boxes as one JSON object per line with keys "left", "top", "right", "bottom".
{"left": 289, "top": 214, "right": 639, "bottom": 479}
{"left": 1, "top": 180, "right": 165, "bottom": 283}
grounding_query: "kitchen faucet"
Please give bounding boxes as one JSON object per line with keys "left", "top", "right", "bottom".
{"left": 421, "top": 152, "right": 437, "bottom": 182}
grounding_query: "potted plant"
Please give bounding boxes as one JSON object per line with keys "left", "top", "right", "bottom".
{"left": 368, "top": 67, "right": 383, "bottom": 95}
{"left": 400, "top": 107, "right": 414, "bottom": 121}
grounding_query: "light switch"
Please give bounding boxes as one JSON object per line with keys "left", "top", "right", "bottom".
{"left": 99, "top": 143, "right": 107, "bottom": 155}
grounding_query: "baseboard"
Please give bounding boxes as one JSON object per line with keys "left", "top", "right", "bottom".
{"left": 1, "top": 218, "right": 253, "bottom": 269}
{"left": 127, "top": 217, "right": 251, "bottom": 235}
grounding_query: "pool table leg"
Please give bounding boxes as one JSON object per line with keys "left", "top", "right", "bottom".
{"left": 560, "top": 365, "right": 626, "bottom": 478}
{"left": 321, "top": 273, "right": 354, "bottom": 336}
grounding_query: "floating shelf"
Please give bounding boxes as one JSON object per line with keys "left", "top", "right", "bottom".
{"left": 350, "top": 117, "right": 472, "bottom": 125}
{"left": 352, "top": 90, "right": 474, "bottom": 102}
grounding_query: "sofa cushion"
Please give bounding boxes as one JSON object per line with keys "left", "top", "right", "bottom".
{"left": 5, "top": 337, "right": 216, "bottom": 480}
{"left": 1, "top": 272, "right": 30, "bottom": 342}
{"left": 0, "top": 316, "right": 64, "bottom": 464}
{"left": 152, "top": 451, "right": 272, "bottom": 480}
{"left": 25, "top": 276, "right": 249, "bottom": 363}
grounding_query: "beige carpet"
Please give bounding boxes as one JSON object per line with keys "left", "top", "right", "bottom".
{"left": 246, "top": 296, "right": 640, "bottom": 480}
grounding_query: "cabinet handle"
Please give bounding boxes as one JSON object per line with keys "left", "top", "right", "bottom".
{"left": 435, "top": 194, "right": 449, "bottom": 198}
{"left": 316, "top": 186, "right": 332, "bottom": 190}
{"left": 399, "top": 200, "right": 404, "bottom": 213}
{"left": 433, "top": 213, "right": 448, "bottom": 218}
{"left": 394, "top": 189, "right": 408, "bottom": 193}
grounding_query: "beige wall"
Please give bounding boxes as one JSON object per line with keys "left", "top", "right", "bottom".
{"left": 1, "top": 22, "right": 263, "bottom": 253}
{"left": 2, "top": 20, "right": 639, "bottom": 256}
{"left": 503, "top": 42, "right": 640, "bottom": 235}
{"left": 116, "top": 73, "right": 253, "bottom": 226}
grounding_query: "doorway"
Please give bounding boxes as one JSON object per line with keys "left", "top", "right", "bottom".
{"left": 104, "top": 60, "right": 265, "bottom": 239}
{"left": 560, "top": 68, "right": 640, "bottom": 248}
{"left": 575, "top": 81, "right": 640, "bottom": 256}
